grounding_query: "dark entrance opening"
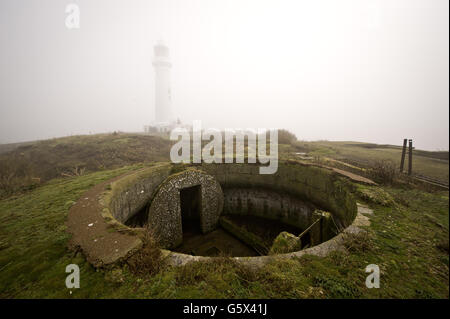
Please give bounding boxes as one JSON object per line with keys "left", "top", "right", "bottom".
{"left": 300, "top": 232, "right": 311, "bottom": 249}
{"left": 124, "top": 203, "right": 149, "bottom": 227}
{"left": 180, "top": 185, "right": 202, "bottom": 236}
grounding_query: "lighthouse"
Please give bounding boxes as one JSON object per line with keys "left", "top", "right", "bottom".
{"left": 144, "top": 40, "right": 177, "bottom": 134}
{"left": 144, "top": 41, "right": 185, "bottom": 134}
{"left": 153, "top": 40, "right": 173, "bottom": 124}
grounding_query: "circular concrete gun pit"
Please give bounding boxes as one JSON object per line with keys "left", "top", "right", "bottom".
{"left": 68, "top": 161, "right": 362, "bottom": 268}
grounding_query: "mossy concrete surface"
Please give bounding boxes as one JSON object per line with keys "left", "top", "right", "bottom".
{"left": 269, "top": 232, "right": 302, "bottom": 255}
{"left": 67, "top": 163, "right": 172, "bottom": 267}
{"left": 67, "top": 169, "right": 148, "bottom": 268}
{"left": 105, "top": 163, "right": 172, "bottom": 223}
{"left": 219, "top": 216, "right": 269, "bottom": 255}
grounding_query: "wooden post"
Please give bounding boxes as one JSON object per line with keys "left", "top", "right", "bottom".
{"left": 408, "top": 139, "right": 413, "bottom": 175}
{"left": 400, "top": 138, "right": 407, "bottom": 172}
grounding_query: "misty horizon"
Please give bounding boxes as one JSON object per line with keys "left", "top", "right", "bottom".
{"left": 0, "top": 0, "right": 449, "bottom": 151}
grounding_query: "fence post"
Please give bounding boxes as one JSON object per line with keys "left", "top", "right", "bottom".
{"left": 408, "top": 139, "right": 413, "bottom": 175}
{"left": 400, "top": 138, "right": 407, "bottom": 172}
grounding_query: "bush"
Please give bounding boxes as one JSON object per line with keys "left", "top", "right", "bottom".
{"left": 369, "top": 160, "right": 397, "bottom": 184}
{"left": 0, "top": 156, "right": 35, "bottom": 197}
{"left": 277, "top": 129, "right": 297, "bottom": 145}
{"left": 126, "top": 232, "right": 163, "bottom": 276}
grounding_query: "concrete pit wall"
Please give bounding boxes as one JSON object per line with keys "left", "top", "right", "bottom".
{"left": 106, "top": 163, "right": 172, "bottom": 224}
{"left": 222, "top": 188, "right": 316, "bottom": 231}
{"left": 198, "top": 161, "right": 357, "bottom": 229}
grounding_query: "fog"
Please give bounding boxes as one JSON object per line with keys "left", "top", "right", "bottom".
{"left": 0, "top": 0, "right": 448, "bottom": 150}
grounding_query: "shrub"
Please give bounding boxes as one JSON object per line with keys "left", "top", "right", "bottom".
{"left": 126, "top": 232, "right": 163, "bottom": 276}
{"left": 0, "top": 156, "right": 35, "bottom": 197}
{"left": 368, "top": 160, "right": 397, "bottom": 184}
{"left": 277, "top": 129, "right": 297, "bottom": 145}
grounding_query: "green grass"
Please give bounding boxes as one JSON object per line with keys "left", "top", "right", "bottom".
{"left": 305, "top": 141, "right": 449, "bottom": 183}
{"left": 2, "top": 134, "right": 448, "bottom": 184}
{"left": 0, "top": 132, "right": 172, "bottom": 185}
{"left": 0, "top": 165, "right": 448, "bottom": 298}
{"left": 0, "top": 165, "right": 141, "bottom": 298}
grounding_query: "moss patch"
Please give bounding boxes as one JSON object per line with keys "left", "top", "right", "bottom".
{"left": 269, "top": 232, "right": 302, "bottom": 255}
{"left": 355, "top": 184, "right": 396, "bottom": 207}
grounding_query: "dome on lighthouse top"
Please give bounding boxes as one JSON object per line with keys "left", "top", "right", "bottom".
{"left": 154, "top": 39, "right": 169, "bottom": 58}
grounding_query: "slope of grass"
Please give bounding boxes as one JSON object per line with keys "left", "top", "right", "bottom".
{"left": 0, "top": 166, "right": 448, "bottom": 298}
{"left": 305, "top": 141, "right": 449, "bottom": 183}
{"left": 1, "top": 134, "right": 447, "bottom": 201}
{"left": 0, "top": 133, "right": 172, "bottom": 183}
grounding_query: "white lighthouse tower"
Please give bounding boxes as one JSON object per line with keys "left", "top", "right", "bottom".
{"left": 144, "top": 40, "right": 177, "bottom": 133}
{"left": 153, "top": 40, "right": 172, "bottom": 123}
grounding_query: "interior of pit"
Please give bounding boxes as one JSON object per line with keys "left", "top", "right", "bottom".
{"left": 125, "top": 186, "right": 322, "bottom": 257}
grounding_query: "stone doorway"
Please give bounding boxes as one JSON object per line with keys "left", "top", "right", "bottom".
{"left": 180, "top": 185, "right": 202, "bottom": 235}
{"left": 146, "top": 169, "right": 223, "bottom": 249}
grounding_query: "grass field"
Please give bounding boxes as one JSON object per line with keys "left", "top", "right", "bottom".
{"left": 0, "top": 164, "right": 448, "bottom": 298}
{"left": 0, "top": 133, "right": 171, "bottom": 183}
{"left": 1, "top": 133, "right": 447, "bottom": 187}
{"left": 0, "top": 133, "right": 448, "bottom": 298}
{"left": 302, "top": 141, "right": 449, "bottom": 184}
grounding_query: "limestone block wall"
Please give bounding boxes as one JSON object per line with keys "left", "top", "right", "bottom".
{"left": 147, "top": 169, "right": 224, "bottom": 248}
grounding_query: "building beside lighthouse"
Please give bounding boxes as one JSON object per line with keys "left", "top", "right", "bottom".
{"left": 144, "top": 40, "right": 179, "bottom": 134}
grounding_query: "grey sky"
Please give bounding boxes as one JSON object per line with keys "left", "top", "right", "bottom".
{"left": 0, "top": 0, "right": 448, "bottom": 150}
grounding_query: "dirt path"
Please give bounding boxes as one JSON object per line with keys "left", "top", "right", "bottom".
{"left": 66, "top": 172, "right": 142, "bottom": 267}
{"left": 328, "top": 167, "right": 376, "bottom": 185}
